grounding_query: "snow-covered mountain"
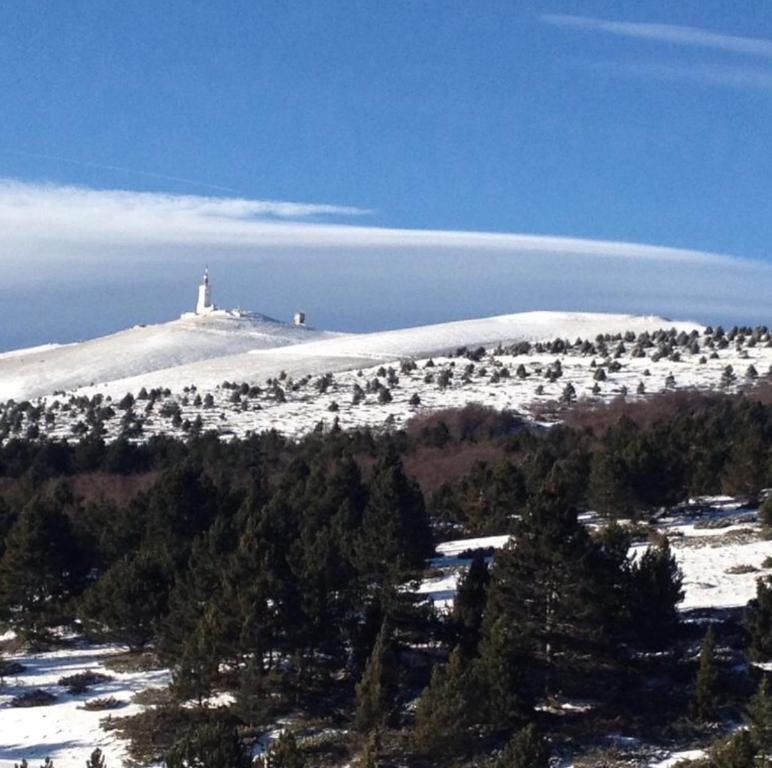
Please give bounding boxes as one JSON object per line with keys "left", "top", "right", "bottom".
{"left": 0, "top": 310, "right": 341, "bottom": 402}
{"left": 84, "top": 311, "right": 703, "bottom": 397}
{"left": 0, "top": 310, "right": 702, "bottom": 402}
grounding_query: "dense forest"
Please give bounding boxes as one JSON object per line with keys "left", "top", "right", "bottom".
{"left": 0, "top": 390, "right": 771, "bottom": 767}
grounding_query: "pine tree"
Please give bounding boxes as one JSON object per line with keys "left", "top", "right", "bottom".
{"left": 355, "top": 621, "right": 398, "bottom": 733}
{"left": 142, "top": 462, "right": 220, "bottom": 571}
{"left": 455, "top": 461, "right": 526, "bottom": 535}
{"left": 476, "top": 615, "right": 531, "bottom": 729}
{"left": 233, "top": 656, "right": 271, "bottom": 725}
{"left": 495, "top": 723, "right": 550, "bottom": 768}
{"left": 479, "top": 492, "right": 607, "bottom": 707}
{"left": 85, "top": 749, "right": 106, "bottom": 768}
{"left": 357, "top": 448, "right": 432, "bottom": 579}
{"left": 691, "top": 627, "right": 720, "bottom": 722}
{"left": 761, "top": 497, "right": 772, "bottom": 534}
{"left": 360, "top": 729, "right": 380, "bottom": 768}
{"left": 0, "top": 496, "right": 85, "bottom": 637}
{"left": 630, "top": 538, "right": 684, "bottom": 647}
{"left": 294, "top": 456, "right": 368, "bottom": 647}
{"left": 256, "top": 730, "right": 305, "bottom": 768}
{"left": 164, "top": 720, "right": 252, "bottom": 768}
{"left": 452, "top": 556, "right": 490, "bottom": 655}
{"left": 746, "top": 577, "right": 772, "bottom": 661}
{"left": 747, "top": 675, "right": 772, "bottom": 754}
{"left": 0, "top": 495, "right": 18, "bottom": 561}
{"left": 157, "top": 515, "right": 238, "bottom": 663}
{"left": 170, "top": 603, "right": 224, "bottom": 706}
{"left": 588, "top": 522, "right": 637, "bottom": 644}
{"left": 80, "top": 549, "right": 170, "bottom": 649}
{"left": 710, "top": 730, "right": 756, "bottom": 768}
{"left": 413, "top": 647, "right": 473, "bottom": 755}
{"left": 588, "top": 445, "right": 637, "bottom": 518}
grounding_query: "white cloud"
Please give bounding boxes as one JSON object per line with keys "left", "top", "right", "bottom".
{"left": 542, "top": 14, "right": 772, "bottom": 59}
{"left": 0, "top": 180, "right": 769, "bottom": 336}
{"left": 0, "top": 178, "right": 741, "bottom": 263}
{"left": 0, "top": 179, "right": 369, "bottom": 233}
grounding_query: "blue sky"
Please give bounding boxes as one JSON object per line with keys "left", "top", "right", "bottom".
{"left": 1, "top": 1, "right": 772, "bottom": 349}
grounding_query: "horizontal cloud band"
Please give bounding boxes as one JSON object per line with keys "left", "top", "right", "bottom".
{"left": 0, "top": 179, "right": 769, "bottom": 348}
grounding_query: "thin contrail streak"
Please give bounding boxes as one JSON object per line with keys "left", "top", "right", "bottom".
{"left": 1, "top": 149, "right": 239, "bottom": 194}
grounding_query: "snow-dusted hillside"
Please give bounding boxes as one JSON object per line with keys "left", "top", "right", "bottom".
{"left": 0, "top": 310, "right": 699, "bottom": 403}
{"left": 0, "top": 310, "right": 341, "bottom": 402}
{"left": 74, "top": 311, "right": 701, "bottom": 399}
{"left": 0, "top": 643, "right": 169, "bottom": 768}
{"left": 6, "top": 314, "right": 771, "bottom": 444}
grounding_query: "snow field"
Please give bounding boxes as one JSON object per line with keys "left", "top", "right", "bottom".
{"left": 12, "top": 323, "right": 772, "bottom": 445}
{"left": 0, "top": 643, "right": 170, "bottom": 768}
{"left": 0, "top": 311, "right": 341, "bottom": 402}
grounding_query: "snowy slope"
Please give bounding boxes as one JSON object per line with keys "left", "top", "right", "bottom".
{"left": 0, "top": 311, "right": 340, "bottom": 401}
{"left": 84, "top": 311, "right": 702, "bottom": 398}
{"left": 0, "top": 643, "right": 169, "bottom": 768}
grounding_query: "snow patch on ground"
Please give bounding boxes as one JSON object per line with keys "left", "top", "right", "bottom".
{"left": 0, "top": 643, "right": 169, "bottom": 768}
{"left": 648, "top": 748, "right": 706, "bottom": 767}
{"left": 420, "top": 508, "right": 770, "bottom": 615}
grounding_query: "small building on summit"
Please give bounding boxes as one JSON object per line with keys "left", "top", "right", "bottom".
{"left": 183, "top": 268, "right": 307, "bottom": 328}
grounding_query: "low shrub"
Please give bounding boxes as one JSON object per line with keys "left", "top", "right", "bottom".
{"left": 0, "top": 659, "right": 26, "bottom": 676}
{"left": 10, "top": 689, "right": 57, "bottom": 707}
{"left": 58, "top": 671, "right": 112, "bottom": 694}
{"left": 79, "top": 696, "right": 124, "bottom": 711}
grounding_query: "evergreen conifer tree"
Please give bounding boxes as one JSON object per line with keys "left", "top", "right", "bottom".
{"left": 355, "top": 621, "right": 398, "bottom": 733}
{"left": 413, "top": 646, "right": 473, "bottom": 755}
{"left": 85, "top": 749, "right": 106, "bottom": 768}
{"left": 746, "top": 577, "right": 772, "bottom": 661}
{"left": 588, "top": 446, "right": 637, "bottom": 518}
{"left": 360, "top": 728, "right": 380, "bottom": 768}
{"left": 233, "top": 656, "right": 271, "bottom": 725}
{"left": 630, "top": 538, "right": 684, "bottom": 647}
{"left": 747, "top": 675, "right": 772, "bottom": 755}
{"left": 761, "top": 497, "right": 772, "bottom": 535}
{"left": 590, "top": 522, "right": 635, "bottom": 642}
{"left": 453, "top": 556, "right": 490, "bottom": 655}
{"left": 80, "top": 549, "right": 170, "bottom": 649}
{"left": 157, "top": 515, "right": 237, "bottom": 663}
{"left": 494, "top": 723, "right": 550, "bottom": 768}
{"left": 165, "top": 721, "right": 252, "bottom": 768}
{"left": 476, "top": 615, "right": 532, "bottom": 729}
{"left": 0, "top": 496, "right": 18, "bottom": 560}
{"left": 357, "top": 448, "right": 432, "bottom": 579}
{"left": 710, "top": 730, "right": 756, "bottom": 768}
{"left": 479, "top": 492, "right": 607, "bottom": 707}
{"left": 293, "top": 455, "right": 368, "bottom": 648}
{"left": 141, "top": 462, "right": 220, "bottom": 572}
{"left": 171, "top": 603, "right": 224, "bottom": 706}
{"left": 0, "top": 496, "right": 85, "bottom": 637}
{"left": 691, "top": 627, "right": 720, "bottom": 722}
{"left": 256, "top": 730, "right": 305, "bottom": 768}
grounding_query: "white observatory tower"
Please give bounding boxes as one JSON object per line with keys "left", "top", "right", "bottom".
{"left": 196, "top": 268, "right": 214, "bottom": 314}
